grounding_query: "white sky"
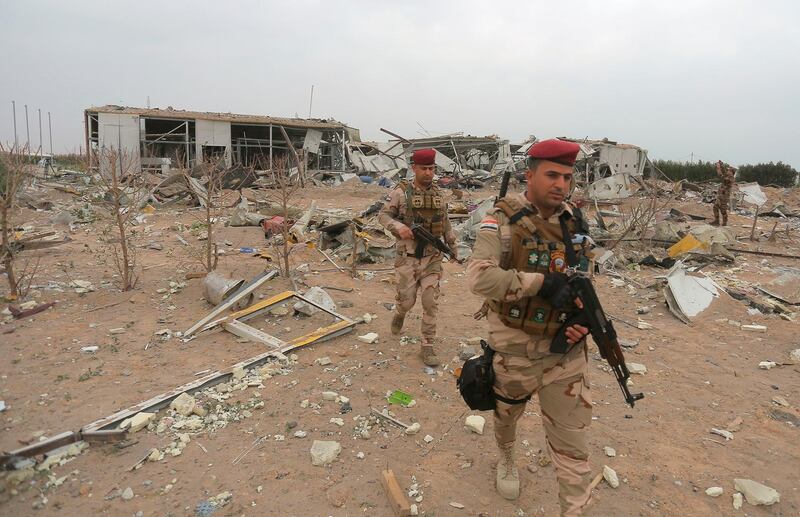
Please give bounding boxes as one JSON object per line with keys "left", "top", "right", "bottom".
{"left": 1, "top": 0, "right": 798, "bottom": 168}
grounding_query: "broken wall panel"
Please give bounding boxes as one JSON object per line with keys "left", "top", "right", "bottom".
{"left": 97, "top": 112, "right": 141, "bottom": 175}
{"left": 196, "top": 120, "right": 232, "bottom": 167}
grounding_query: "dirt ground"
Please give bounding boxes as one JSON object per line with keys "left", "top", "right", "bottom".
{"left": 1, "top": 180, "right": 799, "bottom": 516}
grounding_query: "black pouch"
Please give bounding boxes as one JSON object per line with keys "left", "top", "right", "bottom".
{"left": 457, "top": 340, "right": 497, "bottom": 411}
{"left": 457, "top": 340, "right": 531, "bottom": 411}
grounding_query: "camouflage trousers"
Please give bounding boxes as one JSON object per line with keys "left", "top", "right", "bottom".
{"left": 713, "top": 188, "right": 731, "bottom": 225}
{"left": 493, "top": 346, "right": 593, "bottom": 516}
{"left": 393, "top": 251, "right": 443, "bottom": 338}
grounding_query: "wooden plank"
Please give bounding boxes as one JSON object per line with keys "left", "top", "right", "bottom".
{"left": 223, "top": 320, "right": 286, "bottom": 349}
{"left": 184, "top": 270, "right": 277, "bottom": 336}
{"left": 381, "top": 469, "right": 412, "bottom": 517}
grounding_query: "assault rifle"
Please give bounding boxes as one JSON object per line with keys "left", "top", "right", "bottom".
{"left": 551, "top": 274, "right": 645, "bottom": 408}
{"left": 410, "top": 224, "right": 462, "bottom": 263}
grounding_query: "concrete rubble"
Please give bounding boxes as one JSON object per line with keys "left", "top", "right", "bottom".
{"left": 310, "top": 440, "right": 342, "bottom": 466}
{"left": 734, "top": 478, "right": 781, "bottom": 506}
{"left": 2, "top": 126, "right": 800, "bottom": 516}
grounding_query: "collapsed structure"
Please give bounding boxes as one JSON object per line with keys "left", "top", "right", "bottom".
{"left": 84, "top": 105, "right": 358, "bottom": 175}
{"left": 563, "top": 137, "right": 654, "bottom": 200}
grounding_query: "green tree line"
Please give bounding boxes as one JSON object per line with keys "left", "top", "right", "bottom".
{"left": 652, "top": 159, "right": 798, "bottom": 187}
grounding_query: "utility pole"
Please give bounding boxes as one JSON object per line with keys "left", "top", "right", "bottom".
{"left": 24, "top": 104, "right": 30, "bottom": 151}
{"left": 308, "top": 85, "right": 314, "bottom": 119}
{"left": 38, "top": 108, "right": 43, "bottom": 157}
{"left": 12, "top": 101, "right": 18, "bottom": 148}
{"left": 48, "top": 112, "right": 53, "bottom": 154}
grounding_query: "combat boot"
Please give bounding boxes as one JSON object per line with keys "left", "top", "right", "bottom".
{"left": 420, "top": 341, "right": 440, "bottom": 367}
{"left": 390, "top": 313, "right": 405, "bottom": 335}
{"left": 496, "top": 443, "right": 520, "bottom": 500}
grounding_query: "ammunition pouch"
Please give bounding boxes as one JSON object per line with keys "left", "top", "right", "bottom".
{"left": 457, "top": 340, "right": 532, "bottom": 411}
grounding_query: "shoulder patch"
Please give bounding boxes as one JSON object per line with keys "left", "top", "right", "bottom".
{"left": 479, "top": 217, "right": 499, "bottom": 232}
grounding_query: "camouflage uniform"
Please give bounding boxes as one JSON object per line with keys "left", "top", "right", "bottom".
{"left": 378, "top": 180, "right": 456, "bottom": 340}
{"left": 712, "top": 160, "right": 736, "bottom": 226}
{"left": 467, "top": 192, "right": 594, "bottom": 516}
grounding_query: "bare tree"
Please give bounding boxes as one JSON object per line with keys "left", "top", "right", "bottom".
{"left": 264, "top": 156, "right": 301, "bottom": 277}
{"left": 95, "top": 147, "right": 146, "bottom": 291}
{"left": 0, "top": 144, "right": 34, "bottom": 296}
{"left": 179, "top": 156, "right": 236, "bottom": 273}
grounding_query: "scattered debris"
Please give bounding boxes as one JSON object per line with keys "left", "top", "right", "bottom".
{"left": 464, "top": 415, "right": 485, "bottom": 435}
{"left": 381, "top": 469, "right": 412, "bottom": 517}
{"left": 310, "top": 440, "right": 342, "bottom": 466}
{"left": 663, "top": 265, "right": 720, "bottom": 323}
{"left": 733, "top": 478, "right": 780, "bottom": 506}
{"left": 357, "top": 332, "right": 379, "bottom": 344}
{"left": 293, "top": 286, "right": 336, "bottom": 316}
{"left": 710, "top": 428, "right": 734, "bottom": 441}
{"left": 603, "top": 465, "right": 620, "bottom": 488}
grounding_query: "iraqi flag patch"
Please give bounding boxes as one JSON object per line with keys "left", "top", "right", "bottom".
{"left": 479, "top": 217, "right": 499, "bottom": 231}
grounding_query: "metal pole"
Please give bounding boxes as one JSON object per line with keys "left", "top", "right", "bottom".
{"left": 308, "top": 85, "right": 314, "bottom": 119}
{"left": 341, "top": 129, "right": 346, "bottom": 171}
{"left": 25, "top": 104, "right": 30, "bottom": 151}
{"left": 12, "top": 101, "right": 18, "bottom": 148}
{"left": 38, "top": 108, "right": 43, "bottom": 157}
{"left": 269, "top": 123, "right": 273, "bottom": 171}
{"left": 48, "top": 112, "right": 53, "bottom": 154}
{"left": 185, "top": 121, "right": 189, "bottom": 167}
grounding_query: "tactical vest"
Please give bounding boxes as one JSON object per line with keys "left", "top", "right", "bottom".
{"left": 488, "top": 197, "right": 590, "bottom": 337}
{"left": 402, "top": 182, "right": 445, "bottom": 237}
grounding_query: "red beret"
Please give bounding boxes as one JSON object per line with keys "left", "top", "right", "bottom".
{"left": 527, "top": 139, "right": 580, "bottom": 166}
{"left": 411, "top": 148, "right": 436, "bottom": 166}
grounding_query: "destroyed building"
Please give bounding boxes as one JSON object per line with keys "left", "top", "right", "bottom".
{"left": 347, "top": 133, "right": 514, "bottom": 188}
{"left": 559, "top": 137, "right": 654, "bottom": 200}
{"left": 83, "top": 105, "right": 359, "bottom": 175}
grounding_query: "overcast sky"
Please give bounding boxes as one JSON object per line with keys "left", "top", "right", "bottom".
{"left": 2, "top": 0, "right": 798, "bottom": 168}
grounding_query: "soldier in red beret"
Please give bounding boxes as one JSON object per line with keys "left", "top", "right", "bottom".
{"left": 467, "top": 139, "right": 596, "bottom": 514}
{"left": 378, "top": 148, "right": 458, "bottom": 366}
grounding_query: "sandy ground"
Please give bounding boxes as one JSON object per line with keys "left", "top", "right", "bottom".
{"left": 1, "top": 180, "right": 799, "bottom": 516}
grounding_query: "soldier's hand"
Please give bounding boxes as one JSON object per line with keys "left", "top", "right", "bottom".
{"left": 565, "top": 324, "right": 589, "bottom": 344}
{"left": 538, "top": 273, "right": 572, "bottom": 308}
{"left": 396, "top": 224, "right": 413, "bottom": 240}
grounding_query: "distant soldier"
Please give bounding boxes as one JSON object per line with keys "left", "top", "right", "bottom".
{"left": 378, "top": 148, "right": 457, "bottom": 366}
{"left": 712, "top": 160, "right": 736, "bottom": 226}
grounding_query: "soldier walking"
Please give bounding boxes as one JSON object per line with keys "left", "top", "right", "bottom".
{"left": 467, "top": 139, "right": 594, "bottom": 515}
{"left": 712, "top": 160, "right": 736, "bottom": 226}
{"left": 379, "top": 148, "right": 457, "bottom": 366}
